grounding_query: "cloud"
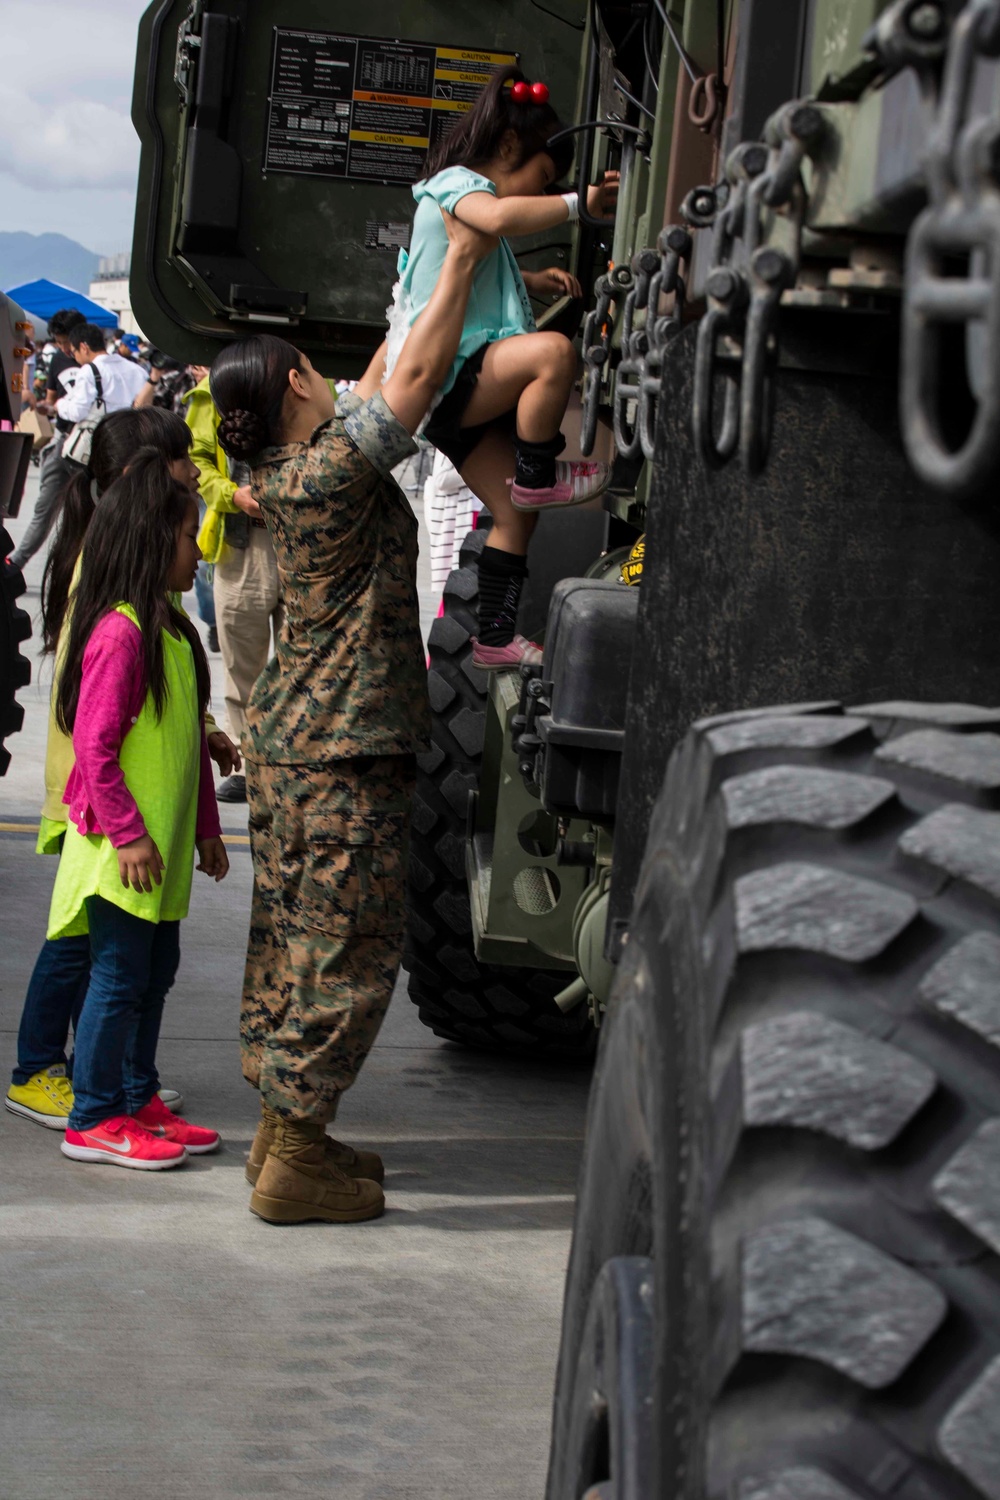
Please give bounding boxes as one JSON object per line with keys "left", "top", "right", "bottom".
{"left": 4, "top": 0, "right": 148, "bottom": 107}
{"left": 0, "top": 86, "right": 140, "bottom": 193}
{"left": 0, "top": 0, "right": 147, "bottom": 194}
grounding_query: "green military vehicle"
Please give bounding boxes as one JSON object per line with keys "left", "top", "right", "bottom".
{"left": 128, "top": 0, "right": 1000, "bottom": 1492}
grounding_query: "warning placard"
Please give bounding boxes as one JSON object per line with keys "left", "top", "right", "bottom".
{"left": 264, "top": 30, "right": 518, "bottom": 184}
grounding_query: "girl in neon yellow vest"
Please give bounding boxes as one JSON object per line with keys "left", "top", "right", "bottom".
{"left": 48, "top": 452, "right": 229, "bottom": 1170}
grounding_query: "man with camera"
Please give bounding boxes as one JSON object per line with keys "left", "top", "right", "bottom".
{"left": 55, "top": 324, "right": 148, "bottom": 426}
{"left": 135, "top": 348, "right": 196, "bottom": 413}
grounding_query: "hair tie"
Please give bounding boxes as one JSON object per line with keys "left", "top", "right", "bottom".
{"left": 510, "top": 79, "right": 549, "bottom": 104}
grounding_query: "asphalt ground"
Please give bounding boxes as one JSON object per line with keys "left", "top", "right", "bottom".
{"left": 0, "top": 458, "right": 590, "bottom": 1500}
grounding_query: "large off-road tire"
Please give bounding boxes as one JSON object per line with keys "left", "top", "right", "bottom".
{"left": 0, "top": 526, "right": 31, "bottom": 776}
{"left": 403, "top": 528, "right": 596, "bottom": 1058}
{"left": 548, "top": 701, "right": 1000, "bottom": 1498}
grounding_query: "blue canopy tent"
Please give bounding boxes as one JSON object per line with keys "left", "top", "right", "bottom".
{"left": 3, "top": 278, "right": 118, "bottom": 336}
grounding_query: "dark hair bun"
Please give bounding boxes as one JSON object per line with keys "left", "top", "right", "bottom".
{"left": 218, "top": 408, "right": 267, "bottom": 460}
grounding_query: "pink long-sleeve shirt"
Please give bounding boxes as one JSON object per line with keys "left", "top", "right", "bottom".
{"left": 62, "top": 612, "right": 221, "bottom": 848}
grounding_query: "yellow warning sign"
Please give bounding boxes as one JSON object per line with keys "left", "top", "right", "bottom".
{"left": 350, "top": 129, "right": 430, "bottom": 149}
{"left": 435, "top": 68, "right": 507, "bottom": 86}
{"left": 436, "top": 47, "right": 517, "bottom": 66}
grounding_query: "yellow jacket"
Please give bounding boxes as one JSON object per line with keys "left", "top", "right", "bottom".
{"left": 182, "top": 377, "right": 238, "bottom": 513}
{"left": 182, "top": 378, "right": 237, "bottom": 564}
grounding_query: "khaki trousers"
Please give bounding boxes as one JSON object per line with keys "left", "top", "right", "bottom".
{"left": 213, "top": 525, "right": 283, "bottom": 746}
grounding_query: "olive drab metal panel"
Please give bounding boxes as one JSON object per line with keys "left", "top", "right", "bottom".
{"left": 130, "top": 0, "right": 587, "bottom": 374}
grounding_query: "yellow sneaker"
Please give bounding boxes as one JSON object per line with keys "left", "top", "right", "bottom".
{"left": 5, "top": 1066, "right": 74, "bottom": 1130}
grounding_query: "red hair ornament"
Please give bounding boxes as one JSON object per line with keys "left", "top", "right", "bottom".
{"left": 510, "top": 80, "right": 550, "bottom": 104}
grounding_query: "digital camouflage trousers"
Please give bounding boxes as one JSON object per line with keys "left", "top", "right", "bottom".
{"left": 242, "top": 754, "right": 415, "bottom": 1122}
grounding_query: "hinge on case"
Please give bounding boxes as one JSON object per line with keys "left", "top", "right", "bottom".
{"left": 174, "top": 0, "right": 204, "bottom": 107}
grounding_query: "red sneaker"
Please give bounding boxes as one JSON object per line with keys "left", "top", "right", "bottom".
{"left": 471, "top": 635, "right": 544, "bottom": 672}
{"left": 510, "top": 460, "right": 612, "bottom": 512}
{"left": 134, "top": 1093, "right": 221, "bottom": 1155}
{"left": 62, "top": 1115, "right": 187, "bottom": 1170}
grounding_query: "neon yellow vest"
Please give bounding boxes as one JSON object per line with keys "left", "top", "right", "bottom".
{"left": 38, "top": 567, "right": 215, "bottom": 854}
{"left": 47, "top": 605, "right": 202, "bottom": 937}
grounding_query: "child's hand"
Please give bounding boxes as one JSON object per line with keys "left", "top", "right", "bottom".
{"left": 197, "top": 837, "right": 229, "bottom": 882}
{"left": 117, "top": 835, "right": 164, "bottom": 893}
{"left": 587, "top": 170, "right": 620, "bottom": 220}
{"left": 207, "top": 731, "right": 242, "bottom": 776}
{"left": 524, "top": 268, "right": 583, "bottom": 300}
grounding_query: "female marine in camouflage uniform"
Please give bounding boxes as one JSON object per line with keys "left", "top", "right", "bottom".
{"left": 210, "top": 217, "right": 492, "bottom": 1224}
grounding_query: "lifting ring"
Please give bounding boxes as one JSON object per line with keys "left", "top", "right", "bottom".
{"left": 688, "top": 73, "right": 720, "bottom": 132}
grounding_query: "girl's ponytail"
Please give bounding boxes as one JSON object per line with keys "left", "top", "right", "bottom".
{"left": 424, "top": 64, "right": 572, "bottom": 179}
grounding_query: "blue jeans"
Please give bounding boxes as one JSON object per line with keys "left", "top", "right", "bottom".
{"left": 194, "top": 502, "right": 215, "bottom": 627}
{"left": 68, "top": 898, "right": 181, "bottom": 1131}
{"left": 12, "top": 934, "right": 90, "bottom": 1085}
{"left": 194, "top": 561, "right": 215, "bottom": 628}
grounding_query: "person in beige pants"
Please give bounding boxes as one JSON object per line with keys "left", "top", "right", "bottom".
{"left": 184, "top": 378, "right": 283, "bottom": 802}
{"left": 214, "top": 504, "right": 283, "bottom": 797}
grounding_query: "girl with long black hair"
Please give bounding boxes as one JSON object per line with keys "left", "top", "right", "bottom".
{"left": 6, "top": 410, "right": 238, "bottom": 1137}
{"left": 49, "top": 452, "right": 228, "bottom": 1169}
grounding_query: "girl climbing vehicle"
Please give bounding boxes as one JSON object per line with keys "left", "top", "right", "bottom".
{"left": 387, "top": 63, "right": 619, "bottom": 669}
{"left": 51, "top": 452, "right": 228, "bottom": 1170}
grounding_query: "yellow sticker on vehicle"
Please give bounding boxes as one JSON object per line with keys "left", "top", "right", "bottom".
{"left": 620, "top": 536, "right": 644, "bottom": 586}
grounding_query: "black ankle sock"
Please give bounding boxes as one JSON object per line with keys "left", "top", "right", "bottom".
{"left": 477, "top": 546, "right": 528, "bottom": 647}
{"left": 513, "top": 433, "right": 566, "bottom": 489}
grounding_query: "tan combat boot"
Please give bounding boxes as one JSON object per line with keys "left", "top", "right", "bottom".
{"left": 246, "top": 1103, "right": 384, "bottom": 1187}
{"left": 249, "top": 1117, "right": 384, "bottom": 1225}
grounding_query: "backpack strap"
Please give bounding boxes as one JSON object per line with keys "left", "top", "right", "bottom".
{"left": 91, "top": 362, "right": 105, "bottom": 408}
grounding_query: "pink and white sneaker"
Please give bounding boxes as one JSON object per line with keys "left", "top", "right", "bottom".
{"left": 510, "top": 460, "right": 612, "bottom": 512}
{"left": 134, "top": 1093, "right": 221, "bottom": 1155}
{"left": 62, "top": 1114, "right": 187, "bottom": 1170}
{"left": 471, "top": 635, "right": 544, "bottom": 672}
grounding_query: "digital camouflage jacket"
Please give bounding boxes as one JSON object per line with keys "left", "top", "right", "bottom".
{"left": 246, "top": 391, "right": 429, "bottom": 764}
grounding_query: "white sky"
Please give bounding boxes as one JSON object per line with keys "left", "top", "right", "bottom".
{"left": 1, "top": 0, "right": 148, "bottom": 254}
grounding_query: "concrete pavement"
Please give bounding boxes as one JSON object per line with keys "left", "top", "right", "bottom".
{"left": 0, "top": 463, "right": 590, "bottom": 1500}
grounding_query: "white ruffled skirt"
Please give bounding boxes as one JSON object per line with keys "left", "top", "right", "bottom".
{"left": 383, "top": 280, "right": 445, "bottom": 433}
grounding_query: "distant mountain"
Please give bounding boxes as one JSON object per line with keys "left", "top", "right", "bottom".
{"left": 0, "top": 233, "right": 100, "bottom": 296}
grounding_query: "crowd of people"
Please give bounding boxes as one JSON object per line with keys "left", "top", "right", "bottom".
{"left": 4, "top": 65, "right": 617, "bottom": 1225}
{"left": 14, "top": 310, "right": 280, "bottom": 803}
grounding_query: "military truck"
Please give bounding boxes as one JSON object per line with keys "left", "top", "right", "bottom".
{"left": 132, "top": 1, "right": 1000, "bottom": 1493}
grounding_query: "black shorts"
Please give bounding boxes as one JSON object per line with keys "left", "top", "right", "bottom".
{"left": 423, "top": 342, "right": 517, "bottom": 471}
